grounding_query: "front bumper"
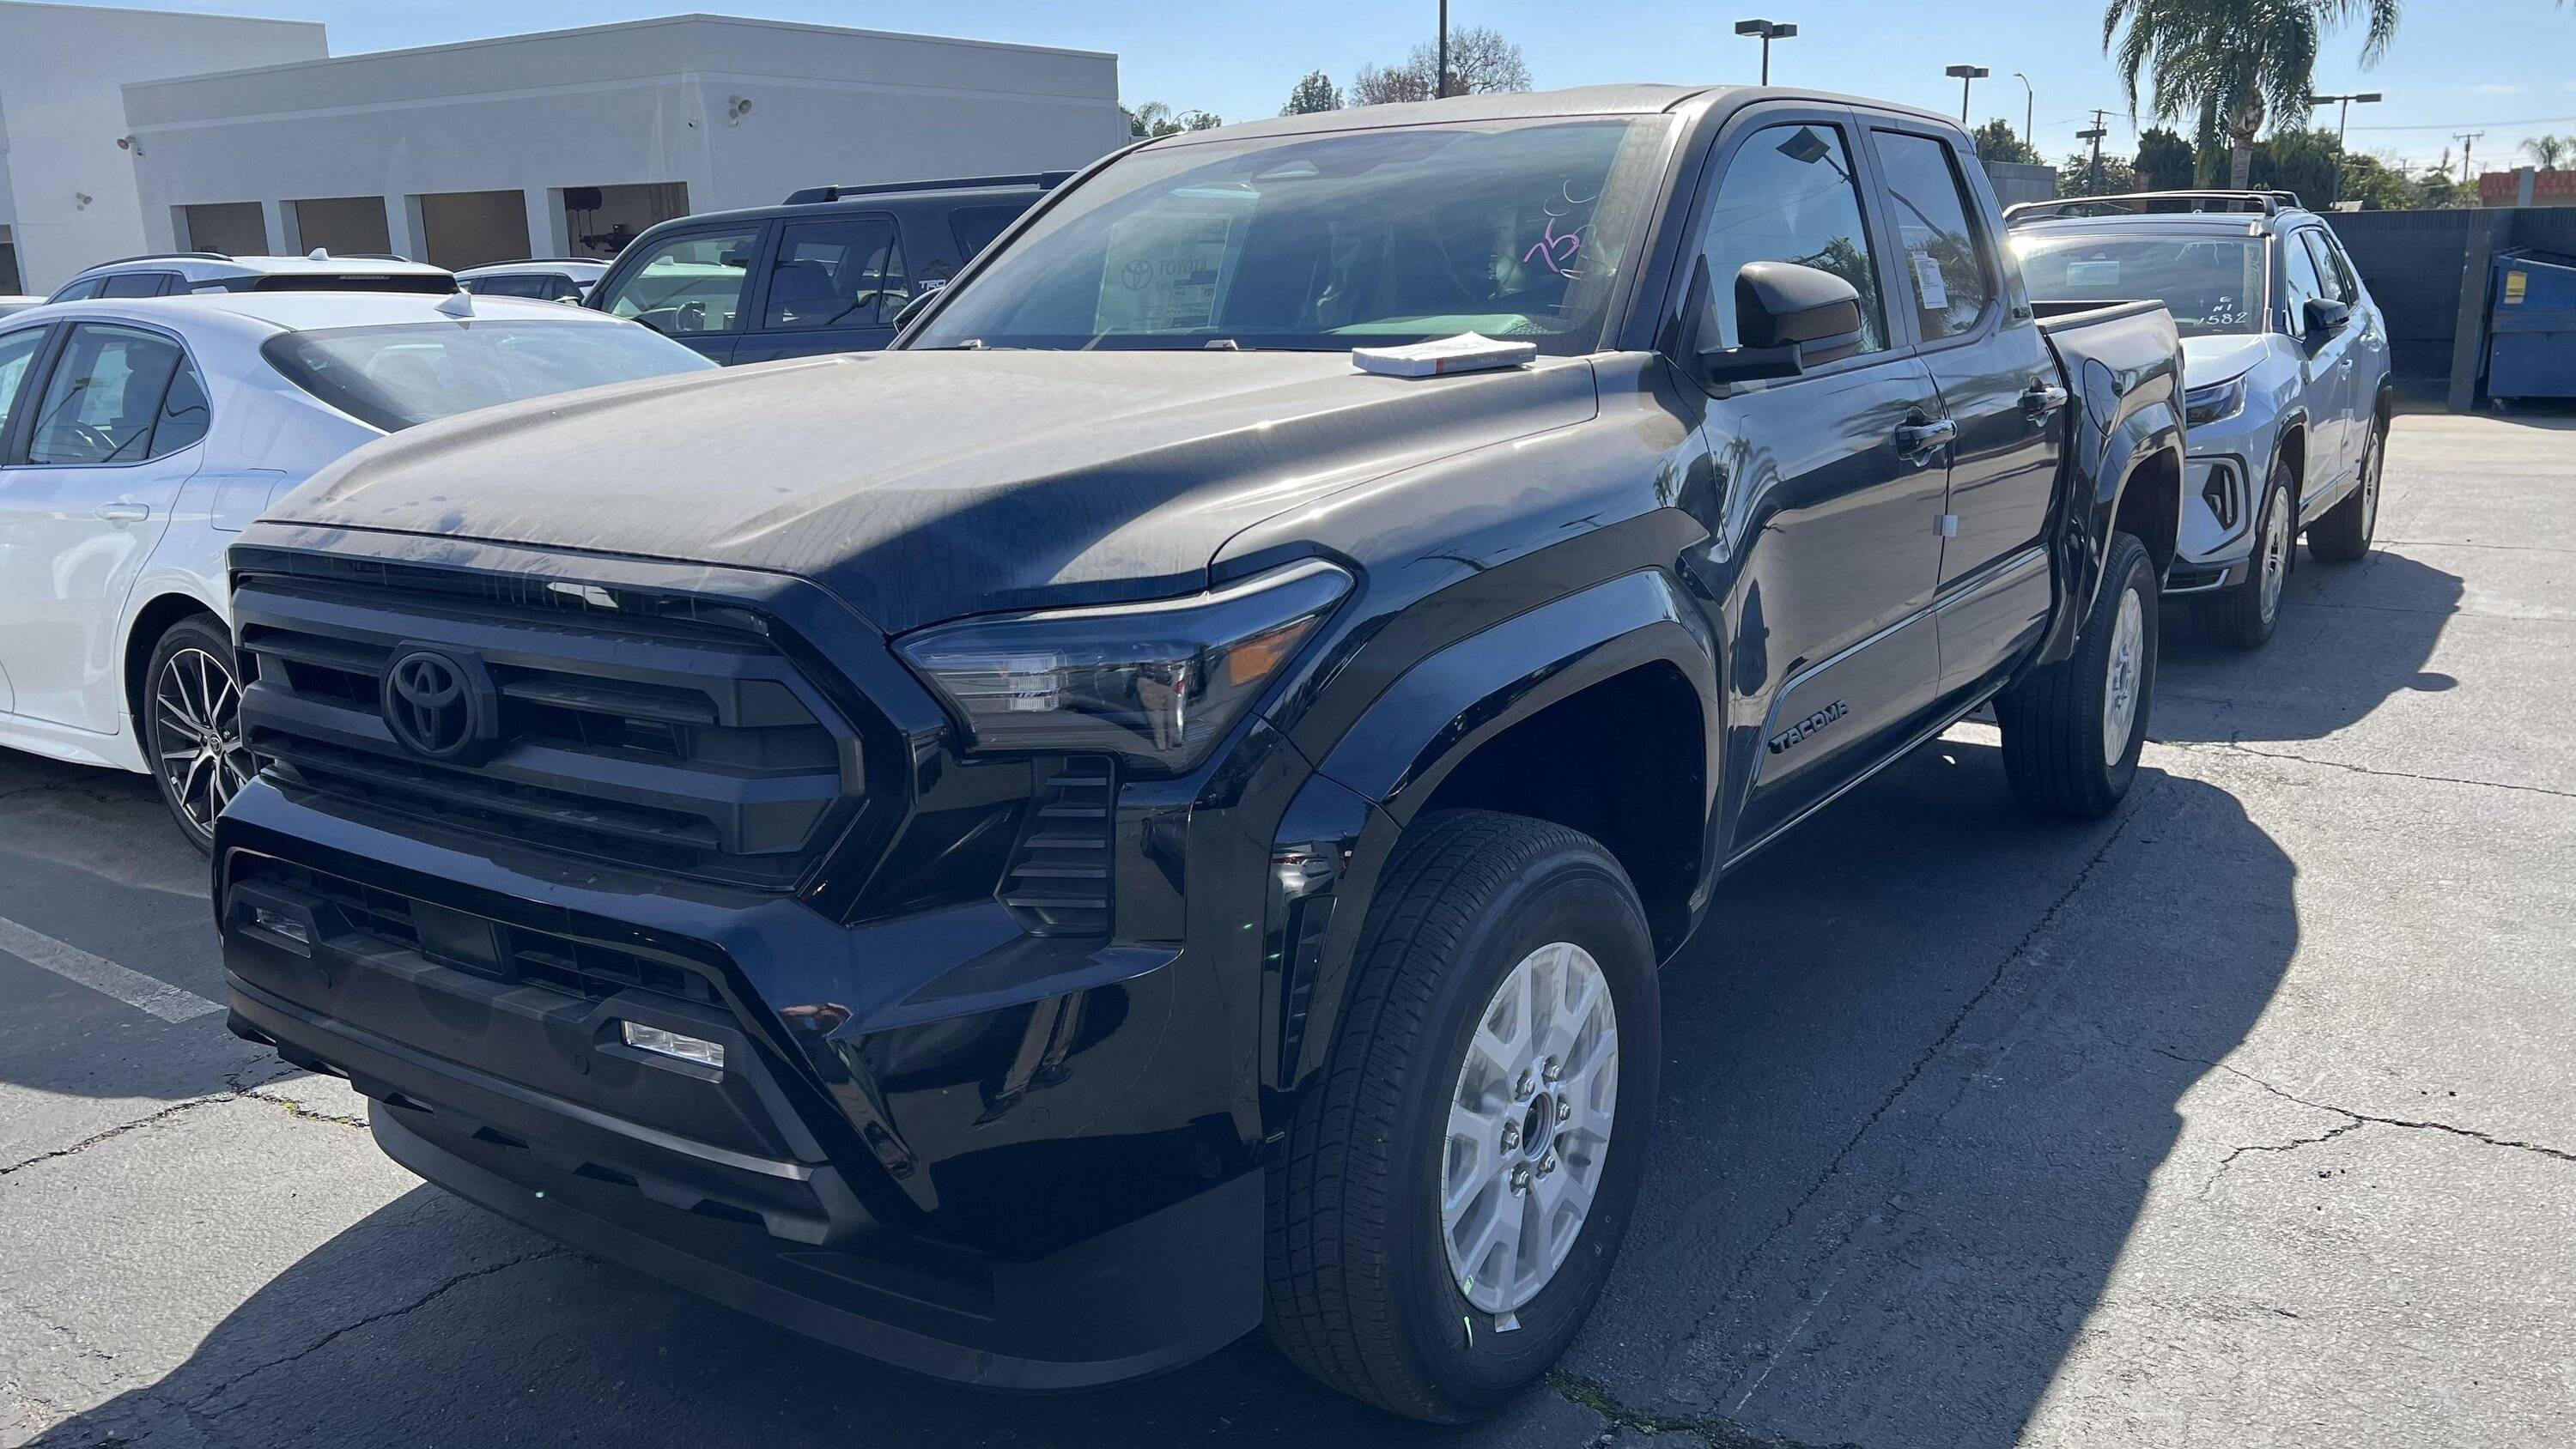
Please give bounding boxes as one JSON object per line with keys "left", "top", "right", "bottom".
{"left": 215, "top": 781, "right": 1264, "bottom": 1389}
{"left": 2166, "top": 452, "right": 2259, "bottom": 596}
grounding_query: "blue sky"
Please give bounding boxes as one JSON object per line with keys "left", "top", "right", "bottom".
{"left": 122, "top": 0, "right": 2576, "bottom": 176}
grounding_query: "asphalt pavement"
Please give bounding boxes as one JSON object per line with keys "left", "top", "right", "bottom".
{"left": 3, "top": 410, "right": 2568, "bottom": 1448}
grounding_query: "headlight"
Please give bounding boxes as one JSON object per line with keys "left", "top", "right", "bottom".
{"left": 2184, "top": 374, "right": 2248, "bottom": 428}
{"left": 895, "top": 560, "right": 1352, "bottom": 773}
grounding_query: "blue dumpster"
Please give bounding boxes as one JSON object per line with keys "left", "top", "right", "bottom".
{"left": 2487, "top": 249, "right": 2576, "bottom": 402}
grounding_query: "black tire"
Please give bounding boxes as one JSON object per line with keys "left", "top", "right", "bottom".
{"left": 142, "top": 614, "right": 252, "bottom": 854}
{"left": 1996, "top": 532, "right": 2158, "bottom": 819}
{"left": 2307, "top": 416, "right": 2384, "bottom": 563}
{"left": 1265, "top": 810, "right": 1660, "bottom": 1422}
{"left": 2195, "top": 458, "right": 2295, "bottom": 651}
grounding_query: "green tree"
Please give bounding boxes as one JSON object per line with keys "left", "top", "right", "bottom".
{"left": 2059, "top": 149, "right": 2139, "bottom": 197}
{"left": 2249, "top": 127, "right": 2343, "bottom": 204}
{"left": 1283, "top": 70, "right": 1343, "bottom": 116}
{"left": 1971, "top": 118, "right": 2042, "bottom": 165}
{"left": 1125, "top": 100, "right": 1222, "bottom": 138}
{"left": 1352, "top": 25, "right": 1531, "bottom": 106}
{"left": 2336, "top": 151, "right": 2414, "bottom": 209}
{"left": 2134, "top": 127, "right": 2196, "bottom": 190}
{"left": 2104, "top": 0, "right": 2403, "bottom": 188}
{"left": 2524, "top": 134, "right": 2571, "bottom": 169}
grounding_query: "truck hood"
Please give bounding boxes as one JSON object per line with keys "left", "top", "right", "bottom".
{"left": 272, "top": 349, "right": 1598, "bottom": 634}
{"left": 2178, "top": 333, "right": 2274, "bottom": 387}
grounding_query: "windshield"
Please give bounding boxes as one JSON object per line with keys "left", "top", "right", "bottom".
{"left": 2010, "top": 233, "right": 2268, "bottom": 338}
{"left": 261, "top": 319, "right": 716, "bottom": 432}
{"left": 910, "top": 118, "right": 1674, "bottom": 354}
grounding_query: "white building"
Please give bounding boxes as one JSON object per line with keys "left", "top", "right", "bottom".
{"left": 0, "top": 1, "right": 326, "bottom": 294}
{"left": 119, "top": 13, "right": 1128, "bottom": 273}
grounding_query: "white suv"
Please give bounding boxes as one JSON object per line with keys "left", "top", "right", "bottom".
{"left": 47, "top": 250, "right": 455, "bottom": 302}
{"left": 0, "top": 290, "right": 716, "bottom": 846}
{"left": 455, "top": 258, "right": 608, "bottom": 301}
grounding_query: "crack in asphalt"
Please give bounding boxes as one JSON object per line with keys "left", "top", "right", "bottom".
{"left": 179, "top": 1248, "right": 569, "bottom": 1422}
{"left": 2155, "top": 737, "right": 2576, "bottom": 801}
{"left": 1553, "top": 1373, "right": 1865, "bottom": 1449}
{"left": 2148, "top": 1047, "right": 2576, "bottom": 1171}
{"left": 0, "top": 1070, "right": 363, "bottom": 1179}
{"left": 1650, "top": 781, "right": 2156, "bottom": 1411}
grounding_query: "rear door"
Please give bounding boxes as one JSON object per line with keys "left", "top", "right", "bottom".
{"left": 1672, "top": 106, "right": 1952, "bottom": 849}
{"left": 592, "top": 222, "right": 772, "bottom": 364}
{"left": 732, "top": 213, "right": 909, "bottom": 363}
{"left": 1860, "top": 120, "right": 2063, "bottom": 700}
{"left": 0, "top": 320, "right": 210, "bottom": 734}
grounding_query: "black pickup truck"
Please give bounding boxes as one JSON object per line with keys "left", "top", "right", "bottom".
{"left": 216, "top": 86, "right": 2183, "bottom": 1421}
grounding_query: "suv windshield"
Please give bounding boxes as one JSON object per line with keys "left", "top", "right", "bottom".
{"left": 2010, "top": 233, "right": 2267, "bottom": 337}
{"left": 910, "top": 118, "right": 1674, "bottom": 354}
{"left": 262, "top": 320, "right": 715, "bottom": 431}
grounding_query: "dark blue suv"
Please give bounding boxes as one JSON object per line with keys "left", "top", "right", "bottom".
{"left": 583, "top": 173, "right": 1066, "bottom": 364}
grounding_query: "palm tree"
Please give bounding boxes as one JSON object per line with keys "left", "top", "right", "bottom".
{"left": 2105, "top": 0, "right": 2402, "bottom": 189}
{"left": 2524, "top": 134, "right": 2571, "bottom": 170}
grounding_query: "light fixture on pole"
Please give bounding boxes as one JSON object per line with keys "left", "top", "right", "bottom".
{"left": 1946, "top": 64, "right": 1990, "bottom": 126}
{"left": 1735, "top": 19, "right": 1796, "bottom": 86}
{"left": 2308, "top": 90, "right": 2382, "bottom": 203}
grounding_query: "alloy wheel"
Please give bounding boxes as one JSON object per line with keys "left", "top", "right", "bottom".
{"left": 1441, "top": 940, "right": 1619, "bottom": 1318}
{"left": 153, "top": 646, "right": 252, "bottom": 840}
{"left": 2258, "top": 486, "right": 2292, "bottom": 625}
{"left": 2100, "top": 586, "right": 2145, "bottom": 769}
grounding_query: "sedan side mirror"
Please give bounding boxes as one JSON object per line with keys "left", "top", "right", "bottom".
{"left": 2303, "top": 297, "right": 2352, "bottom": 338}
{"left": 1695, "top": 260, "right": 1868, "bottom": 385}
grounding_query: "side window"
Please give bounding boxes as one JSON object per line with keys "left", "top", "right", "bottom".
{"left": 2301, "top": 231, "right": 2355, "bottom": 305}
{"left": 2281, "top": 230, "right": 2325, "bottom": 326}
{"left": 765, "top": 216, "right": 908, "bottom": 330}
{"left": 600, "top": 227, "right": 762, "bottom": 335}
{"left": 50, "top": 277, "right": 107, "bottom": 303}
{"left": 24, "top": 324, "right": 188, "bottom": 465}
{"left": 1693, "top": 123, "right": 1887, "bottom": 355}
{"left": 469, "top": 275, "right": 552, "bottom": 300}
{"left": 949, "top": 203, "right": 1028, "bottom": 260}
{"left": 1868, "top": 130, "right": 1996, "bottom": 341}
{"left": 0, "top": 328, "right": 45, "bottom": 452}
{"left": 100, "top": 271, "right": 175, "bottom": 298}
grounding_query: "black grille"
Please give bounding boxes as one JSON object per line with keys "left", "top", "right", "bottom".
{"left": 2202, "top": 464, "right": 2240, "bottom": 532}
{"left": 998, "top": 759, "right": 1115, "bottom": 936}
{"left": 234, "top": 556, "right": 860, "bottom": 890}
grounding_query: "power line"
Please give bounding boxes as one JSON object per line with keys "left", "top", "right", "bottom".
{"left": 2345, "top": 112, "right": 2576, "bottom": 131}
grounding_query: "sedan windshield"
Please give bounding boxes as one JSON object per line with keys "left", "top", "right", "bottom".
{"left": 2010, "top": 233, "right": 2268, "bottom": 338}
{"left": 910, "top": 118, "right": 1675, "bottom": 354}
{"left": 262, "top": 319, "right": 715, "bottom": 431}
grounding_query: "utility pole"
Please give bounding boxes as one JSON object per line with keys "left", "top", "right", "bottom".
{"left": 2309, "top": 91, "right": 2382, "bottom": 204}
{"left": 2079, "top": 108, "right": 2111, "bottom": 196}
{"left": 2013, "top": 72, "right": 2033, "bottom": 152}
{"left": 1436, "top": 0, "right": 1449, "bottom": 99}
{"left": 2454, "top": 131, "right": 2483, "bottom": 185}
{"left": 1735, "top": 18, "right": 1797, "bottom": 85}
{"left": 1946, "top": 64, "right": 1989, "bottom": 126}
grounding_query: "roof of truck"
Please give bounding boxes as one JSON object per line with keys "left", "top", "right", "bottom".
{"left": 1150, "top": 84, "right": 1964, "bottom": 146}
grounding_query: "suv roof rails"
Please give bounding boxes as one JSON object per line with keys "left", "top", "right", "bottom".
{"left": 88, "top": 251, "right": 232, "bottom": 268}
{"left": 2005, "top": 189, "right": 2306, "bottom": 224}
{"left": 462, "top": 258, "right": 601, "bottom": 268}
{"left": 781, "top": 171, "right": 1074, "bottom": 206}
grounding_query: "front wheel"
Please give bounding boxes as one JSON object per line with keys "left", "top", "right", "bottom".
{"left": 2196, "top": 459, "right": 2294, "bottom": 651}
{"left": 1996, "top": 532, "right": 2158, "bottom": 819}
{"left": 1265, "top": 810, "right": 1660, "bottom": 1422}
{"left": 143, "top": 615, "right": 252, "bottom": 853}
{"left": 2307, "top": 420, "right": 2384, "bottom": 563}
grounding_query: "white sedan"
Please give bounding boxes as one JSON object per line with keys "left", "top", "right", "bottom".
{"left": 0, "top": 289, "right": 716, "bottom": 846}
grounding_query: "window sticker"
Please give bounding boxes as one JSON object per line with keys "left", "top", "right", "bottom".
{"left": 2064, "top": 259, "right": 2122, "bottom": 288}
{"left": 1910, "top": 249, "right": 1949, "bottom": 311}
{"left": 1096, "top": 210, "right": 1237, "bottom": 334}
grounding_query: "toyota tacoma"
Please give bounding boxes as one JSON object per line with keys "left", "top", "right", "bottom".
{"left": 217, "top": 86, "right": 2184, "bottom": 1422}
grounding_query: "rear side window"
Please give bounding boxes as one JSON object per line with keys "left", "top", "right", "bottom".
{"left": 261, "top": 319, "right": 714, "bottom": 431}
{"left": 100, "top": 271, "right": 176, "bottom": 298}
{"left": 1693, "top": 123, "right": 1887, "bottom": 355}
{"left": 601, "top": 228, "right": 762, "bottom": 335}
{"left": 764, "top": 216, "right": 908, "bottom": 330}
{"left": 25, "top": 324, "right": 196, "bottom": 464}
{"left": 1868, "top": 130, "right": 1996, "bottom": 341}
{"left": 949, "top": 203, "right": 1029, "bottom": 259}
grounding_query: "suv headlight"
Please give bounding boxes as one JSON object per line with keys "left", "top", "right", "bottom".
{"left": 2184, "top": 374, "right": 2248, "bottom": 428}
{"left": 895, "top": 560, "right": 1352, "bottom": 773}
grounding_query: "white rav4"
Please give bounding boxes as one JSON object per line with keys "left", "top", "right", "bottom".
{"left": 0, "top": 289, "right": 714, "bottom": 846}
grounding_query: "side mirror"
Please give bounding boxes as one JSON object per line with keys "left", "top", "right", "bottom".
{"left": 1695, "top": 260, "right": 1867, "bottom": 385}
{"left": 891, "top": 287, "right": 940, "bottom": 330}
{"left": 2303, "top": 297, "right": 2352, "bottom": 338}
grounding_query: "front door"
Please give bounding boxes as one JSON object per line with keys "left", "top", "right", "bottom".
{"left": 1862, "top": 122, "right": 2063, "bottom": 700}
{"left": 2279, "top": 227, "right": 2356, "bottom": 506}
{"left": 1674, "top": 111, "right": 1951, "bottom": 850}
{"left": 0, "top": 321, "right": 210, "bottom": 733}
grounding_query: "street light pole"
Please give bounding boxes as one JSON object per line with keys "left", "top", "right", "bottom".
{"left": 2014, "top": 72, "right": 2033, "bottom": 150}
{"left": 2308, "top": 90, "right": 2383, "bottom": 204}
{"left": 1735, "top": 19, "right": 1796, "bottom": 86}
{"left": 1436, "top": 0, "right": 1449, "bottom": 99}
{"left": 1946, "top": 64, "right": 1990, "bottom": 126}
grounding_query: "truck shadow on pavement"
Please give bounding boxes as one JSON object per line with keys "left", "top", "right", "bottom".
{"left": 27, "top": 738, "right": 2300, "bottom": 1449}
{"left": 2154, "top": 547, "right": 2463, "bottom": 745}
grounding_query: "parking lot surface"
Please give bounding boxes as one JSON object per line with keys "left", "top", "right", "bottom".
{"left": 3, "top": 410, "right": 2568, "bottom": 1449}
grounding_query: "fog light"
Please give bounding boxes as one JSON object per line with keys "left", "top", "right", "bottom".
{"left": 249, "top": 907, "right": 310, "bottom": 948}
{"left": 620, "top": 1022, "right": 725, "bottom": 1070}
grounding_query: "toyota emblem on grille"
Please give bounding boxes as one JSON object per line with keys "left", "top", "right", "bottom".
{"left": 380, "top": 647, "right": 494, "bottom": 761}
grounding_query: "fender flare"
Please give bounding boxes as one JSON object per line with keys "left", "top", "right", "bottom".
{"left": 2035, "top": 395, "right": 2184, "bottom": 668}
{"left": 1258, "top": 569, "right": 1720, "bottom": 1099}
